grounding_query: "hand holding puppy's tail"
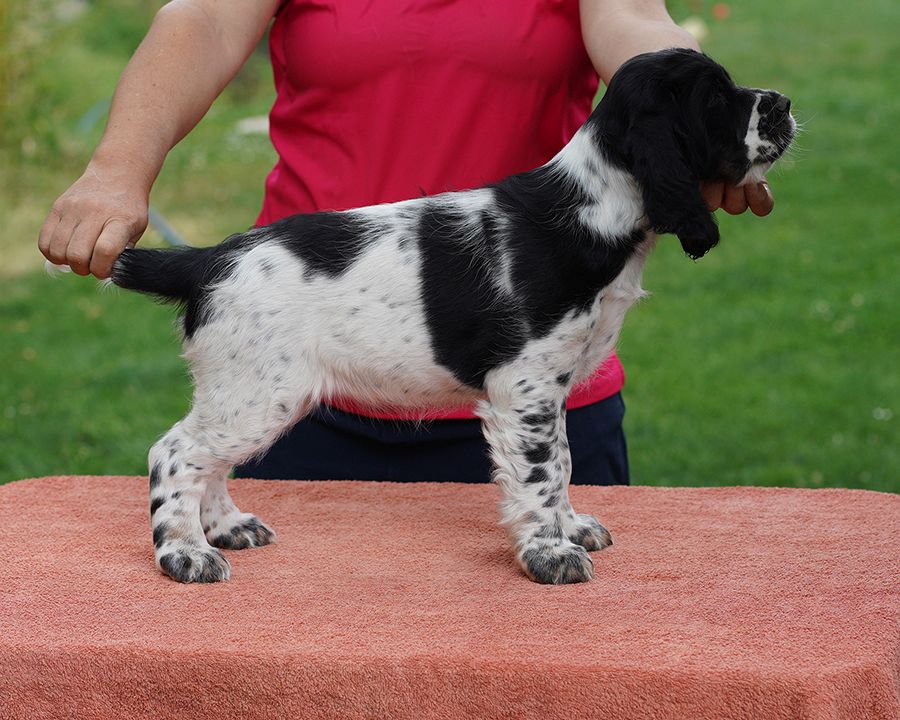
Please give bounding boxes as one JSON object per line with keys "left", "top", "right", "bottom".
{"left": 110, "top": 246, "right": 216, "bottom": 303}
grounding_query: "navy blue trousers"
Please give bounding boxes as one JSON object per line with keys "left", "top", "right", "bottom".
{"left": 235, "top": 392, "right": 629, "bottom": 485}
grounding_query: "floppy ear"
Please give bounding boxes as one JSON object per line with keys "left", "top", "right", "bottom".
{"left": 627, "top": 113, "right": 719, "bottom": 260}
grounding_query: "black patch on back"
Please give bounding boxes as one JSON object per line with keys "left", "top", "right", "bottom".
{"left": 269, "top": 211, "right": 372, "bottom": 278}
{"left": 116, "top": 210, "right": 376, "bottom": 340}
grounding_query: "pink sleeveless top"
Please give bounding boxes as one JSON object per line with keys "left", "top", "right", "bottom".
{"left": 258, "top": 0, "right": 625, "bottom": 420}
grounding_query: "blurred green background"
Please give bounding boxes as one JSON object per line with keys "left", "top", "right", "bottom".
{"left": 0, "top": 1, "right": 897, "bottom": 490}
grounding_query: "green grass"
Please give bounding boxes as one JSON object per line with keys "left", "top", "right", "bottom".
{"left": 1, "top": 1, "right": 897, "bottom": 490}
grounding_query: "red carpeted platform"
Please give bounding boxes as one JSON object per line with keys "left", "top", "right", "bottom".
{"left": 0, "top": 476, "right": 898, "bottom": 719}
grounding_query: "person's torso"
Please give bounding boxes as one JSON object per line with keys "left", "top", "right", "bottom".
{"left": 259, "top": 0, "right": 599, "bottom": 223}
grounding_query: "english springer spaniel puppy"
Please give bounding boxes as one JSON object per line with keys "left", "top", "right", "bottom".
{"left": 110, "top": 49, "right": 795, "bottom": 584}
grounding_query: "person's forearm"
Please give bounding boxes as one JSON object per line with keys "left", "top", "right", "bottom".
{"left": 90, "top": 1, "right": 268, "bottom": 188}
{"left": 580, "top": 1, "right": 700, "bottom": 84}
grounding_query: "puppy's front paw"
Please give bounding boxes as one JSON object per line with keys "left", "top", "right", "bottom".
{"left": 520, "top": 542, "right": 594, "bottom": 584}
{"left": 568, "top": 514, "right": 613, "bottom": 551}
{"left": 205, "top": 513, "right": 277, "bottom": 550}
{"left": 157, "top": 544, "right": 232, "bottom": 583}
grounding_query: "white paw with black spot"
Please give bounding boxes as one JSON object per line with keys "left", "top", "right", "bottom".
{"left": 568, "top": 514, "right": 613, "bottom": 551}
{"left": 520, "top": 541, "right": 594, "bottom": 584}
{"left": 206, "top": 514, "right": 277, "bottom": 550}
{"left": 157, "top": 544, "right": 232, "bottom": 583}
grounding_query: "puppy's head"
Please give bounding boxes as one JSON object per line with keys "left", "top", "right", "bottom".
{"left": 595, "top": 48, "right": 795, "bottom": 259}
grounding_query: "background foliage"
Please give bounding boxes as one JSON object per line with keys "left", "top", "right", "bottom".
{"left": 1, "top": 0, "right": 897, "bottom": 490}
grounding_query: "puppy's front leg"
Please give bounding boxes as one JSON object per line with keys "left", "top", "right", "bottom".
{"left": 477, "top": 385, "right": 612, "bottom": 584}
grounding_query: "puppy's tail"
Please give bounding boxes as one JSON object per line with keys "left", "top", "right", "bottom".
{"left": 110, "top": 246, "right": 217, "bottom": 304}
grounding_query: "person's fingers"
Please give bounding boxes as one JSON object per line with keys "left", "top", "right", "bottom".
{"left": 66, "top": 219, "right": 105, "bottom": 276}
{"left": 38, "top": 209, "right": 61, "bottom": 262}
{"left": 746, "top": 180, "right": 774, "bottom": 217}
{"left": 722, "top": 183, "right": 749, "bottom": 215}
{"left": 90, "top": 220, "right": 136, "bottom": 279}
{"left": 701, "top": 181, "right": 725, "bottom": 211}
{"left": 46, "top": 215, "right": 77, "bottom": 267}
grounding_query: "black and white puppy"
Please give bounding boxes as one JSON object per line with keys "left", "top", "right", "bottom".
{"left": 111, "top": 49, "right": 795, "bottom": 584}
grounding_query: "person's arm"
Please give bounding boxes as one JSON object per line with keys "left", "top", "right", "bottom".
{"left": 579, "top": 0, "right": 774, "bottom": 217}
{"left": 38, "top": 0, "right": 281, "bottom": 278}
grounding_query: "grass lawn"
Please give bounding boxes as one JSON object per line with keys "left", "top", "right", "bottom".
{"left": 1, "top": 1, "right": 897, "bottom": 490}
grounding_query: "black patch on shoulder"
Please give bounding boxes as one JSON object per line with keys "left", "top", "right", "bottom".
{"left": 493, "top": 166, "right": 646, "bottom": 338}
{"left": 418, "top": 202, "right": 527, "bottom": 388}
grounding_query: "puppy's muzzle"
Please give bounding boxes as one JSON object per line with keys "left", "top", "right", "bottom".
{"left": 757, "top": 92, "right": 795, "bottom": 159}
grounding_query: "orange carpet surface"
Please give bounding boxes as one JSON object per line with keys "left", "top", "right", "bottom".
{"left": 0, "top": 476, "right": 898, "bottom": 720}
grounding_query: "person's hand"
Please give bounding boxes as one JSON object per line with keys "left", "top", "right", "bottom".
{"left": 38, "top": 161, "right": 150, "bottom": 279}
{"left": 701, "top": 179, "right": 773, "bottom": 217}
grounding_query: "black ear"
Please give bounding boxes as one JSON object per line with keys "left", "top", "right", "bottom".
{"left": 627, "top": 113, "right": 719, "bottom": 259}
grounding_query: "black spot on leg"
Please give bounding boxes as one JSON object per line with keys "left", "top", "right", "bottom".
{"left": 534, "top": 519, "right": 564, "bottom": 540}
{"left": 158, "top": 553, "right": 178, "bottom": 575}
{"left": 556, "top": 371, "right": 572, "bottom": 385}
{"left": 171, "top": 491, "right": 181, "bottom": 500}
{"left": 524, "top": 442, "right": 553, "bottom": 464}
{"left": 149, "top": 464, "right": 162, "bottom": 490}
{"left": 153, "top": 522, "right": 170, "bottom": 549}
{"left": 543, "top": 494, "right": 560, "bottom": 508}
{"left": 150, "top": 497, "right": 165, "bottom": 516}
{"left": 526, "top": 466, "right": 549, "bottom": 484}
{"left": 169, "top": 463, "right": 177, "bottom": 477}
{"left": 522, "top": 412, "right": 556, "bottom": 426}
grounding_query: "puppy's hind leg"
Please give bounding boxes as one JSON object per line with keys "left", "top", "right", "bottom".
{"left": 200, "top": 476, "right": 277, "bottom": 551}
{"left": 148, "top": 422, "right": 233, "bottom": 583}
{"left": 150, "top": 357, "right": 315, "bottom": 582}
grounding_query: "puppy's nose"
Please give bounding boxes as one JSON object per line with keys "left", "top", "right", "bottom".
{"left": 775, "top": 94, "right": 791, "bottom": 116}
